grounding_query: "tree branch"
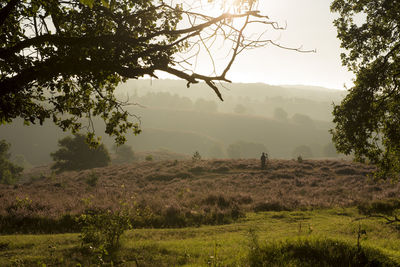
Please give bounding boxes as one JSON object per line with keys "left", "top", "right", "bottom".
{"left": 0, "top": 0, "right": 20, "bottom": 27}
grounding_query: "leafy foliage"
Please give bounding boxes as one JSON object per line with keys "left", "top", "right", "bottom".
{"left": 0, "top": 140, "right": 23, "bottom": 184}
{"left": 77, "top": 207, "right": 131, "bottom": 262}
{"left": 51, "top": 134, "right": 110, "bottom": 172}
{"left": 330, "top": 0, "right": 400, "bottom": 179}
{"left": 0, "top": 0, "right": 283, "bottom": 144}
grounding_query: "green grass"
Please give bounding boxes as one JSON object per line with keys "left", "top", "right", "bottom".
{"left": 1, "top": 208, "right": 400, "bottom": 266}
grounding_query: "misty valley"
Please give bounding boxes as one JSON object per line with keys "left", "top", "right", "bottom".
{"left": 1, "top": 80, "right": 345, "bottom": 166}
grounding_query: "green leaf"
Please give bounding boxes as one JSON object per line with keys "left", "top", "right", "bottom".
{"left": 79, "top": 0, "right": 95, "bottom": 8}
{"left": 101, "top": 0, "right": 110, "bottom": 8}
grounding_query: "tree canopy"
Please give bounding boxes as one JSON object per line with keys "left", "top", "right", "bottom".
{"left": 0, "top": 0, "right": 303, "bottom": 144}
{"left": 330, "top": 0, "right": 400, "bottom": 179}
{"left": 51, "top": 134, "right": 110, "bottom": 172}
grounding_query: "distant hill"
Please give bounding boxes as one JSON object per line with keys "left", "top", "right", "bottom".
{"left": 0, "top": 80, "right": 346, "bottom": 166}
{"left": 116, "top": 79, "right": 345, "bottom": 121}
{"left": 117, "top": 79, "right": 345, "bottom": 102}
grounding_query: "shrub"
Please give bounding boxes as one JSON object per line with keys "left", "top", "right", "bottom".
{"left": 145, "top": 155, "right": 153, "bottom": 161}
{"left": 85, "top": 172, "right": 99, "bottom": 187}
{"left": 203, "top": 194, "right": 231, "bottom": 209}
{"left": 0, "top": 140, "right": 23, "bottom": 184}
{"left": 247, "top": 237, "right": 399, "bottom": 266}
{"left": 192, "top": 151, "right": 201, "bottom": 161}
{"left": 77, "top": 208, "right": 131, "bottom": 260}
{"left": 297, "top": 155, "right": 303, "bottom": 163}
{"left": 51, "top": 134, "right": 110, "bottom": 173}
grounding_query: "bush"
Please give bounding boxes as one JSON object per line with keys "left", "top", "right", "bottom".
{"left": 51, "top": 134, "right": 110, "bottom": 173}
{"left": 85, "top": 172, "right": 99, "bottom": 187}
{"left": 0, "top": 140, "right": 23, "bottom": 184}
{"left": 192, "top": 151, "right": 201, "bottom": 161}
{"left": 77, "top": 208, "right": 131, "bottom": 261}
{"left": 247, "top": 237, "right": 399, "bottom": 266}
{"left": 145, "top": 155, "right": 153, "bottom": 161}
{"left": 297, "top": 155, "right": 303, "bottom": 163}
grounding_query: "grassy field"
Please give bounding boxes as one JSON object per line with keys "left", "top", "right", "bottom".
{"left": 0, "top": 208, "right": 400, "bottom": 266}
{"left": 1, "top": 159, "right": 400, "bottom": 266}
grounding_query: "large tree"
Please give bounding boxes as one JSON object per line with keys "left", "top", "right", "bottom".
{"left": 51, "top": 134, "right": 110, "bottom": 172}
{"left": 0, "top": 0, "right": 305, "bottom": 144}
{"left": 330, "top": 0, "right": 400, "bottom": 179}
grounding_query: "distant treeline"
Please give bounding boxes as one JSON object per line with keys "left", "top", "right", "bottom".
{"left": 117, "top": 79, "right": 345, "bottom": 121}
{"left": 0, "top": 81, "right": 343, "bottom": 166}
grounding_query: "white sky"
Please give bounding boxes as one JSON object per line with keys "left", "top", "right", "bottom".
{"left": 235, "top": 0, "right": 355, "bottom": 90}
{"left": 157, "top": 0, "right": 355, "bottom": 90}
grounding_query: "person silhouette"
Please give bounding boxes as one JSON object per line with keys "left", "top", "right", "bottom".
{"left": 260, "top": 152, "right": 266, "bottom": 170}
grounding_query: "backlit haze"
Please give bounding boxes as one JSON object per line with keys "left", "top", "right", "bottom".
{"left": 156, "top": 0, "right": 354, "bottom": 90}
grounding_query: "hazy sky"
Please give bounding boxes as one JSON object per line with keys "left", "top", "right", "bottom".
{"left": 157, "top": 0, "right": 354, "bottom": 90}
{"left": 235, "top": 0, "right": 354, "bottom": 90}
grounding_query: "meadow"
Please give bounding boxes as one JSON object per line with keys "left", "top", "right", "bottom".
{"left": 1, "top": 209, "right": 400, "bottom": 266}
{"left": 0, "top": 159, "right": 400, "bottom": 266}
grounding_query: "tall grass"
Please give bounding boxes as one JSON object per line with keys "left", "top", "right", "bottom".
{"left": 247, "top": 237, "right": 399, "bottom": 267}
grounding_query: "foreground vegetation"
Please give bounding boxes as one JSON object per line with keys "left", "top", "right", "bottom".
{"left": 0, "top": 208, "right": 400, "bottom": 266}
{"left": 1, "top": 159, "right": 399, "bottom": 233}
{"left": 1, "top": 159, "right": 400, "bottom": 265}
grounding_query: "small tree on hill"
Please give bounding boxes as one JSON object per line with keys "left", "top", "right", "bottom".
{"left": 51, "top": 134, "right": 110, "bottom": 173}
{"left": 0, "top": 140, "right": 23, "bottom": 184}
{"left": 192, "top": 151, "right": 202, "bottom": 161}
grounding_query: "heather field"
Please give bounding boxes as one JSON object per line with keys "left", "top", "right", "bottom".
{"left": 1, "top": 159, "right": 400, "bottom": 266}
{"left": 1, "top": 159, "right": 400, "bottom": 231}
